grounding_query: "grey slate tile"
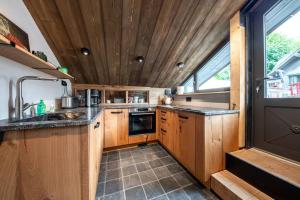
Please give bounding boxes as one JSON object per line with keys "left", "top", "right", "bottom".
{"left": 120, "top": 157, "right": 134, "bottom": 167}
{"left": 149, "top": 159, "right": 164, "bottom": 169}
{"left": 139, "top": 169, "right": 157, "bottom": 184}
{"left": 125, "top": 186, "right": 147, "bottom": 200}
{"left": 104, "top": 178, "right": 123, "bottom": 195}
{"left": 101, "top": 191, "right": 125, "bottom": 200}
{"left": 136, "top": 162, "right": 151, "bottom": 172}
{"left": 160, "top": 156, "right": 176, "bottom": 165}
{"left": 143, "top": 181, "right": 165, "bottom": 199}
{"left": 123, "top": 174, "right": 141, "bottom": 189}
{"left": 167, "top": 189, "right": 189, "bottom": 200}
{"left": 146, "top": 153, "right": 160, "bottom": 161}
{"left": 166, "top": 163, "right": 184, "bottom": 174}
{"left": 96, "top": 182, "right": 105, "bottom": 198}
{"left": 153, "top": 166, "right": 172, "bottom": 179}
{"left": 106, "top": 168, "right": 122, "bottom": 181}
{"left": 172, "top": 172, "right": 195, "bottom": 186}
{"left": 122, "top": 165, "right": 137, "bottom": 176}
{"left": 183, "top": 184, "right": 212, "bottom": 200}
{"left": 107, "top": 160, "right": 121, "bottom": 170}
{"left": 152, "top": 195, "right": 168, "bottom": 200}
{"left": 159, "top": 177, "right": 180, "bottom": 193}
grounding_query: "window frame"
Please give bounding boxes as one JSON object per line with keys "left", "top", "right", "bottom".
{"left": 180, "top": 38, "right": 230, "bottom": 94}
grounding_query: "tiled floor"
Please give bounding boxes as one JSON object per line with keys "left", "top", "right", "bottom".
{"left": 97, "top": 143, "right": 219, "bottom": 200}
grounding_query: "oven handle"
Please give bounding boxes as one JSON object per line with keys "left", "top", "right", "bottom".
{"left": 130, "top": 112, "right": 155, "bottom": 116}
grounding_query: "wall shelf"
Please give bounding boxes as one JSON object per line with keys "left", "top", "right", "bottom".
{"left": 0, "top": 35, "right": 74, "bottom": 80}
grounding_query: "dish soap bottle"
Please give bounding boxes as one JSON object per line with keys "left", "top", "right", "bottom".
{"left": 37, "top": 99, "right": 46, "bottom": 115}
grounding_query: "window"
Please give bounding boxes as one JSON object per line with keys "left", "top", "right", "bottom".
{"left": 264, "top": 0, "right": 300, "bottom": 98}
{"left": 196, "top": 42, "right": 230, "bottom": 91}
{"left": 181, "top": 42, "right": 230, "bottom": 93}
{"left": 182, "top": 76, "right": 194, "bottom": 93}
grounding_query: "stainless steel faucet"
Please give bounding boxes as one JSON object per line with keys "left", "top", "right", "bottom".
{"left": 15, "top": 76, "right": 59, "bottom": 119}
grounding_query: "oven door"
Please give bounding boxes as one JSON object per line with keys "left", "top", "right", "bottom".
{"left": 129, "top": 112, "right": 156, "bottom": 136}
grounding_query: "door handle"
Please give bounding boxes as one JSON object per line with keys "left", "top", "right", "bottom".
{"left": 255, "top": 77, "right": 277, "bottom": 94}
{"left": 111, "top": 111, "right": 123, "bottom": 114}
{"left": 94, "top": 122, "right": 100, "bottom": 129}
{"left": 178, "top": 115, "right": 188, "bottom": 120}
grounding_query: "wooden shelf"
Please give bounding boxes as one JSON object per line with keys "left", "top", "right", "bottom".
{"left": 176, "top": 91, "right": 230, "bottom": 96}
{"left": 0, "top": 35, "right": 74, "bottom": 79}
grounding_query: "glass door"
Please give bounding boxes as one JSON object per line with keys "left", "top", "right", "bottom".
{"left": 250, "top": 0, "right": 300, "bottom": 162}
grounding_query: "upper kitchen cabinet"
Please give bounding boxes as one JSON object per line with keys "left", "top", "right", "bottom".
{"left": 22, "top": 0, "right": 247, "bottom": 87}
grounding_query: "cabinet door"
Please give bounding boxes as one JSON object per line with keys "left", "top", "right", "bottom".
{"left": 104, "top": 109, "right": 119, "bottom": 148}
{"left": 117, "top": 109, "right": 129, "bottom": 146}
{"left": 178, "top": 112, "right": 196, "bottom": 174}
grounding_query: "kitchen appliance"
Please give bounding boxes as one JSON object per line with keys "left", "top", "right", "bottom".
{"left": 90, "top": 89, "right": 101, "bottom": 106}
{"left": 85, "top": 89, "right": 101, "bottom": 107}
{"left": 129, "top": 108, "right": 156, "bottom": 136}
{"left": 133, "top": 96, "right": 139, "bottom": 103}
{"left": 163, "top": 96, "right": 173, "bottom": 105}
{"left": 61, "top": 96, "right": 79, "bottom": 109}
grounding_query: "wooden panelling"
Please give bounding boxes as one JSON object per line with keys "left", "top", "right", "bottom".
{"left": 230, "top": 12, "right": 246, "bottom": 148}
{"left": 211, "top": 170, "right": 273, "bottom": 200}
{"left": 23, "top": 0, "right": 246, "bottom": 87}
{"left": 128, "top": 134, "right": 157, "bottom": 144}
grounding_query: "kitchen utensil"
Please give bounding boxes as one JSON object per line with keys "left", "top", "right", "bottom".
{"left": 61, "top": 96, "right": 79, "bottom": 109}
{"left": 133, "top": 96, "right": 139, "bottom": 103}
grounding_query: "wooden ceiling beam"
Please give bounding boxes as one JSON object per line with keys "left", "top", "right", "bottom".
{"left": 23, "top": 0, "right": 86, "bottom": 83}
{"left": 54, "top": 0, "right": 100, "bottom": 84}
{"left": 156, "top": 0, "right": 231, "bottom": 87}
{"left": 120, "top": 0, "right": 142, "bottom": 85}
{"left": 137, "top": 0, "right": 181, "bottom": 85}
{"left": 144, "top": 0, "right": 200, "bottom": 87}
{"left": 127, "top": 0, "right": 163, "bottom": 85}
{"left": 166, "top": 0, "right": 246, "bottom": 87}
{"left": 79, "top": 0, "right": 110, "bottom": 84}
{"left": 101, "top": 0, "right": 123, "bottom": 85}
{"left": 151, "top": 0, "right": 217, "bottom": 87}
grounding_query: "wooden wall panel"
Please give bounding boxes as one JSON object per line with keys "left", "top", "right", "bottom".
{"left": 230, "top": 12, "right": 246, "bottom": 148}
{"left": 24, "top": 0, "right": 246, "bottom": 87}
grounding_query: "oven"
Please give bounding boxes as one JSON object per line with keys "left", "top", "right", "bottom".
{"left": 129, "top": 108, "right": 156, "bottom": 136}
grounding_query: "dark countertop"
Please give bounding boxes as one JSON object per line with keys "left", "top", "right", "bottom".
{"left": 157, "top": 105, "right": 239, "bottom": 116}
{"left": 0, "top": 107, "right": 103, "bottom": 132}
{"left": 0, "top": 104, "right": 239, "bottom": 132}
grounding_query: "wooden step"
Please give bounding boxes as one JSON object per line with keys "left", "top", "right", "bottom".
{"left": 226, "top": 148, "right": 300, "bottom": 199}
{"left": 211, "top": 170, "right": 273, "bottom": 200}
{"left": 230, "top": 148, "right": 300, "bottom": 187}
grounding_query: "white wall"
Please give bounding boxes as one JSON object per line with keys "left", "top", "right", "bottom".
{"left": 0, "top": 0, "right": 71, "bottom": 119}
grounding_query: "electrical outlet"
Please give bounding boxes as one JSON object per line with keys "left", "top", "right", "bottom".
{"left": 186, "top": 97, "right": 192, "bottom": 102}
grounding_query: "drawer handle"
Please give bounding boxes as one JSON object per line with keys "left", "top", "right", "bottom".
{"left": 111, "top": 111, "right": 123, "bottom": 114}
{"left": 161, "top": 128, "right": 167, "bottom": 133}
{"left": 161, "top": 111, "right": 166, "bottom": 113}
{"left": 94, "top": 122, "right": 100, "bottom": 129}
{"left": 179, "top": 115, "right": 188, "bottom": 120}
{"left": 161, "top": 118, "right": 166, "bottom": 121}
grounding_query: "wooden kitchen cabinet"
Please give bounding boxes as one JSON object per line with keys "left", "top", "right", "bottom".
{"left": 174, "top": 111, "right": 196, "bottom": 175}
{"left": 157, "top": 108, "right": 239, "bottom": 188}
{"left": 104, "top": 109, "right": 129, "bottom": 148}
{"left": 195, "top": 114, "right": 239, "bottom": 187}
{"left": 159, "top": 109, "right": 175, "bottom": 152}
{"left": 0, "top": 114, "right": 104, "bottom": 200}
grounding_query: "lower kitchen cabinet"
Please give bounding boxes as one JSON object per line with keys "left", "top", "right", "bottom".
{"left": 159, "top": 109, "right": 175, "bottom": 152}
{"left": 174, "top": 112, "right": 196, "bottom": 175}
{"left": 158, "top": 108, "right": 239, "bottom": 188}
{"left": 104, "top": 109, "right": 129, "bottom": 148}
{"left": 0, "top": 113, "right": 104, "bottom": 200}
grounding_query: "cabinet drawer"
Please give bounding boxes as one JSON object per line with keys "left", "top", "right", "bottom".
{"left": 160, "top": 109, "right": 168, "bottom": 118}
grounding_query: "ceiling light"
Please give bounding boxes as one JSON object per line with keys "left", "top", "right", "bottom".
{"left": 176, "top": 62, "right": 185, "bottom": 69}
{"left": 80, "top": 48, "right": 90, "bottom": 56}
{"left": 136, "top": 56, "right": 144, "bottom": 63}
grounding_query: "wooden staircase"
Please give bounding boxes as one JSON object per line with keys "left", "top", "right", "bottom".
{"left": 211, "top": 148, "right": 300, "bottom": 199}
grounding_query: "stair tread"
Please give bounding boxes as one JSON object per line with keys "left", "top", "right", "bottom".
{"left": 230, "top": 148, "right": 300, "bottom": 187}
{"left": 211, "top": 170, "right": 273, "bottom": 200}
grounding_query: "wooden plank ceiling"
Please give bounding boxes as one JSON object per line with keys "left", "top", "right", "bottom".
{"left": 23, "top": 0, "right": 246, "bottom": 87}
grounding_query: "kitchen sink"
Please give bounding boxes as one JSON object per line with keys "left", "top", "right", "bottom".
{"left": 12, "top": 112, "right": 85, "bottom": 123}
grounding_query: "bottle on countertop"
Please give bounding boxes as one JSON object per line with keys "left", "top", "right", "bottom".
{"left": 37, "top": 99, "right": 46, "bottom": 115}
